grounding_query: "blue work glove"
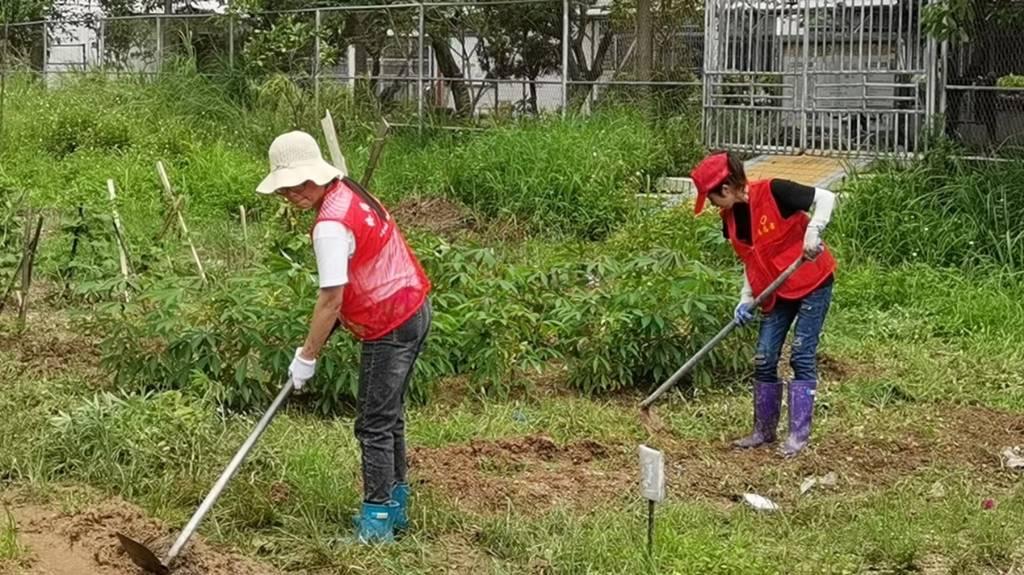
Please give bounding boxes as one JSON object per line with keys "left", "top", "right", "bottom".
{"left": 734, "top": 301, "right": 755, "bottom": 326}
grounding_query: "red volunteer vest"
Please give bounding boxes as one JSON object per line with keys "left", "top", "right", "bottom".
{"left": 315, "top": 178, "right": 431, "bottom": 341}
{"left": 723, "top": 179, "right": 836, "bottom": 312}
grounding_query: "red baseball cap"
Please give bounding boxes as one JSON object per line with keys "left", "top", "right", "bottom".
{"left": 690, "top": 153, "right": 730, "bottom": 215}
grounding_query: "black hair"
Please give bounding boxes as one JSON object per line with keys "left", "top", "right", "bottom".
{"left": 341, "top": 176, "right": 388, "bottom": 222}
{"left": 709, "top": 152, "right": 747, "bottom": 197}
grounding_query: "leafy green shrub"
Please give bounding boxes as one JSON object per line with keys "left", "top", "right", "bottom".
{"left": 103, "top": 207, "right": 746, "bottom": 408}
{"left": 997, "top": 74, "right": 1024, "bottom": 89}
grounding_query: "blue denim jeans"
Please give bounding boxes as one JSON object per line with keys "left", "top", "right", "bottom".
{"left": 754, "top": 279, "right": 833, "bottom": 383}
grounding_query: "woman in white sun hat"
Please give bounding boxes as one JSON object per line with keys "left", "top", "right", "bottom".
{"left": 257, "top": 130, "right": 432, "bottom": 544}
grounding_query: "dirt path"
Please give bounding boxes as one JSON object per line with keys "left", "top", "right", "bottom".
{"left": 2, "top": 496, "right": 281, "bottom": 575}
{"left": 410, "top": 405, "right": 1024, "bottom": 515}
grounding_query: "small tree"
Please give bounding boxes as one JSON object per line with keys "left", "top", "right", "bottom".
{"left": 2, "top": 0, "right": 62, "bottom": 71}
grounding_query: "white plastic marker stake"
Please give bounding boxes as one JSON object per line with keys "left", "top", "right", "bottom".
{"left": 320, "top": 110, "right": 348, "bottom": 174}
{"left": 638, "top": 445, "right": 666, "bottom": 558}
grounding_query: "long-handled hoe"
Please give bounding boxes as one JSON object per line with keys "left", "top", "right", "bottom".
{"left": 117, "top": 380, "right": 295, "bottom": 574}
{"left": 638, "top": 257, "right": 806, "bottom": 434}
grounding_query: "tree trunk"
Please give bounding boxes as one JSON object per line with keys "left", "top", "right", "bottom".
{"left": 635, "top": 0, "right": 654, "bottom": 81}
{"left": 567, "top": 10, "right": 615, "bottom": 109}
{"left": 429, "top": 36, "right": 471, "bottom": 116}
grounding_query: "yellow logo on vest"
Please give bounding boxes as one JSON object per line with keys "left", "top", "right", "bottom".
{"left": 757, "top": 215, "right": 776, "bottom": 237}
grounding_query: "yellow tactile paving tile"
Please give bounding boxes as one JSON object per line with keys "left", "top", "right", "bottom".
{"left": 744, "top": 155, "right": 847, "bottom": 187}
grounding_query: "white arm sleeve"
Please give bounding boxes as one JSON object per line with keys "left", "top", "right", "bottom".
{"left": 808, "top": 188, "right": 836, "bottom": 231}
{"left": 312, "top": 221, "right": 355, "bottom": 288}
{"left": 740, "top": 270, "right": 754, "bottom": 303}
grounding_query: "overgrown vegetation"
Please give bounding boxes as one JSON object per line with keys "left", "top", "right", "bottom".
{"left": 835, "top": 151, "right": 1024, "bottom": 270}
{"left": 0, "top": 67, "right": 1022, "bottom": 574}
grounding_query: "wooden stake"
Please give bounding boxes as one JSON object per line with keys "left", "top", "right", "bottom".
{"left": 16, "top": 213, "right": 31, "bottom": 309}
{"left": 2, "top": 212, "right": 43, "bottom": 325}
{"left": 320, "top": 110, "right": 348, "bottom": 174}
{"left": 17, "top": 213, "right": 43, "bottom": 327}
{"left": 107, "top": 180, "right": 132, "bottom": 303}
{"left": 239, "top": 205, "right": 249, "bottom": 263}
{"left": 156, "top": 192, "right": 185, "bottom": 242}
{"left": 155, "top": 161, "right": 208, "bottom": 286}
{"left": 361, "top": 118, "right": 392, "bottom": 189}
{"left": 63, "top": 205, "right": 86, "bottom": 292}
{"left": 0, "top": 216, "right": 30, "bottom": 314}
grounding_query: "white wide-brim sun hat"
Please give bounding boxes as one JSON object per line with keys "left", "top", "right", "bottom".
{"left": 256, "top": 130, "right": 346, "bottom": 194}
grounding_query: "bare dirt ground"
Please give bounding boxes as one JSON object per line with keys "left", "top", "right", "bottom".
{"left": 1, "top": 495, "right": 281, "bottom": 575}
{"left": 411, "top": 405, "right": 1024, "bottom": 515}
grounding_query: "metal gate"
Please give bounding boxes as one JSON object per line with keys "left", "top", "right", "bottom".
{"left": 703, "top": 0, "right": 937, "bottom": 156}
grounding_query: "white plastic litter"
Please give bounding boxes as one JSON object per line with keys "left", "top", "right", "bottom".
{"left": 800, "top": 477, "right": 816, "bottom": 495}
{"left": 638, "top": 445, "right": 666, "bottom": 502}
{"left": 1002, "top": 447, "right": 1024, "bottom": 470}
{"left": 741, "top": 493, "right": 779, "bottom": 512}
{"left": 800, "top": 472, "right": 838, "bottom": 495}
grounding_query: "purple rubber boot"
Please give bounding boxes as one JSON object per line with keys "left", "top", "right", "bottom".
{"left": 733, "top": 381, "right": 783, "bottom": 448}
{"left": 780, "top": 380, "right": 817, "bottom": 457}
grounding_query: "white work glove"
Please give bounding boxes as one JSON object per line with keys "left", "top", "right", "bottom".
{"left": 289, "top": 347, "right": 317, "bottom": 391}
{"left": 734, "top": 274, "right": 755, "bottom": 327}
{"left": 803, "top": 223, "right": 824, "bottom": 260}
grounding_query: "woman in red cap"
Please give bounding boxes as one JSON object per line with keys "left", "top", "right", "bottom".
{"left": 690, "top": 152, "right": 836, "bottom": 457}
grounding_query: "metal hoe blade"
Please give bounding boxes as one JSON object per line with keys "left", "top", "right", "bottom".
{"left": 116, "top": 532, "right": 169, "bottom": 575}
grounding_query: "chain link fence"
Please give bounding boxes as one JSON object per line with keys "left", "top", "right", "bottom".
{"left": 5, "top": 1, "right": 1022, "bottom": 157}
{"left": 0, "top": 1, "right": 705, "bottom": 129}
{"left": 941, "top": 8, "right": 1024, "bottom": 158}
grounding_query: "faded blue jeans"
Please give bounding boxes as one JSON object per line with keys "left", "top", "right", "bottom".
{"left": 754, "top": 278, "right": 833, "bottom": 383}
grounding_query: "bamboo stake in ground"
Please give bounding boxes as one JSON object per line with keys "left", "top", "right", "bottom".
{"left": 156, "top": 192, "right": 185, "bottom": 242}
{"left": 14, "top": 214, "right": 43, "bottom": 329}
{"left": 0, "top": 214, "right": 33, "bottom": 314}
{"left": 107, "top": 180, "right": 132, "bottom": 303}
{"left": 63, "top": 206, "right": 87, "bottom": 293}
{"left": 320, "top": 110, "right": 348, "bottom": 175}
{"left": 239, "top": 205, "right": 249, "bottom": 263}
{"left": 155, "top": 161, "right": 208, "bottom": 286}
{"left": 361, "top": 119, "right": 392, "bottom": 188}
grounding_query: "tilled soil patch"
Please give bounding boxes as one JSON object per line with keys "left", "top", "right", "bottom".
{"left": 4, "top": 496, "right": 282, "bottom": 575}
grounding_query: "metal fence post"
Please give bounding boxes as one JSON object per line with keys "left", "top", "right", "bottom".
{"left": 156, "top": 15, "right": 163, "bottom": 73}
{"left": 800, "top": 0, "right": 810, "bottom": 153}
{"left": 938, "top": 40, "right": 947, "bottom": 116}
{"left": 314, "top": 9, "right": 321, "bottom": 113}
{"left": 97, "top": 18, "right": 104, "bottom": 68}
{"left": 41, "top": 20, "right": 49, "bottom": 85}
{"left": 228, "top": 16, "right": 235, "bottom": 69}
{"left": 418, "top": 2, "right": 425, "bottom": 132}
{"left": 561, "top": 0, "right": 569, "bottom": 116}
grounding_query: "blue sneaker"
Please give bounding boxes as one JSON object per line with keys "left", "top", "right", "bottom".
{"left": 356, "top": 501, "right": 398, "bottom": 544}
{"left": 391, "top": 483, "right": 410, "bottom": 532}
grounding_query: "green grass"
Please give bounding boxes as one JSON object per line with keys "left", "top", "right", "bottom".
{"left": 1, "top": 69, "right": 1023, "bottom": 574}
{"left": 0, "top": 508, "right": 22, "bottom": 563}
{"left": 2, "top": 260, "right": 1023, "bottom": 574}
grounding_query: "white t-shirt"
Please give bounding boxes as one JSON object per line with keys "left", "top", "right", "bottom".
{"left": 312, "top": 221, "right": 355, "bottom": 288}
